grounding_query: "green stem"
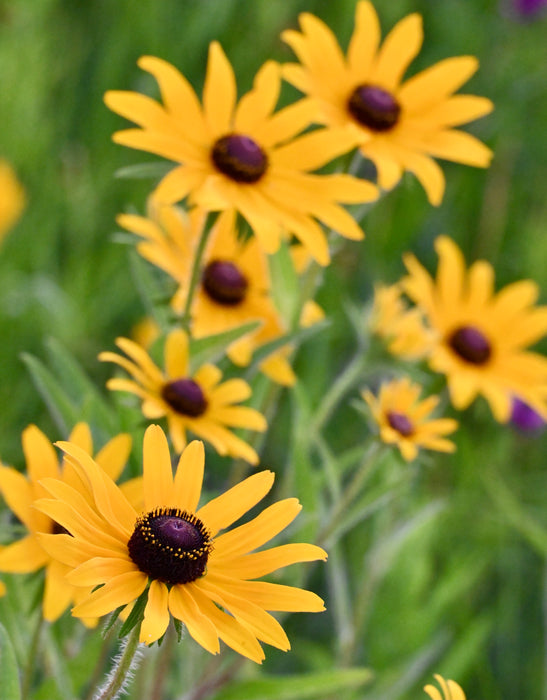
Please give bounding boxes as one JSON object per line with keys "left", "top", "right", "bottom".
{"left": 179, "top": 213, "right": 215, "bottom": 331}
{"left": 21, "top": 614, "right": 44, "bottom": 700}
{"left": 95, "top": 625, "right": 143, "bottom": 700}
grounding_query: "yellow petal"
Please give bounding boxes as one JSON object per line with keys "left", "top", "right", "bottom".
{"left": 172, "top": 440, "right": 205, "bottom": 512}
{"left": 72, "top": 571, "right": 148, "bottom": 619}
{"left": 348, "top": 1, "right": 381, "bottom": 80}
{"left": 372, "top": 14, "right": 423, "bottom": 90}
{"left": 140, "top": 580, "right": 170, "bottom": 644}
{"left": 425, "top": 129, "right": 493, "bottom": 167}
{"left": 94, "top": 433, "right": 132, "bottom": 481}
{"left": 212, "top": 542, "right": 327, "bottom": 579}
{"left": 197, "top": 471, "right": 275, "bottom": 536}
{"left": 23, "top": 425, "right": 60, "bottom": 483}
{"left": 234, "top": 61, "right": 280, "bottom": 133}
{"left": 0, "top": 466, "right": 34, "bottom": 528}
{"left": 164, "top": 328, "right": 190, "bottom": 379}
{"left": 0, "top": 535, "right": 48, "bottom": 573}
{"left": 205, "top": 575, "right": 325, "bottom": 612}
{"left": 43, "top": 559, "right": 74, "bottom": 622}
{"left": 168, "top": 584, "right": 220, "bottom": 655}
{"left": 203, "top": 42, "right": 236, "bottom": 136}
{"left": 143, "top": 425, "right": 174, "bottom": 511}
{"left": 67, "top": 556, "right": 137, "bottom": 587}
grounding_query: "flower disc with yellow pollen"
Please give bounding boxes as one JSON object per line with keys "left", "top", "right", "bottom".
{"left": 36, "top": 426, "right": 327, "bottom": 661}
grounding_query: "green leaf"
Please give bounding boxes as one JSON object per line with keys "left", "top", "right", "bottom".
{"left": 114, "top": 161, "right": 173, "bottom": 180}
{"left": 118, "top": 586, "right": 149, "bottom": 639}
{"left": 0, "top": 623, "right": 21, "bottom": 700}
{"left": 21, "top": 353, "right": 81, "bottom": 436}
{"left": 213, "top": 668, "right": 373, "bottom": 700}
{"left": 189, "top": 320, "right": 261, "bottom": 371}
{"left": 268, "top": 239, "right": 301, "bottom": 327}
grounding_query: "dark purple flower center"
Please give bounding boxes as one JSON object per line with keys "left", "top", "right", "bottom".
{"left": 448, "top": 326, "right": 492, "bottom": 365}
{"left": 161, "top": 379, "right": 207, "bottom": 417}
{"left": 128, "top": 507, "right": 212, "bottom": 584}
{"left": 211, "top": 133, "right": 268, "bottom": 183}
{"left": 387, "top": 411, "right": 414, "bottom": 437}
{"left": 347, "top": 84, "right": 401, "bottom": 132}
{"left": 202, "top": 260, "right": 248, "bottom": 306}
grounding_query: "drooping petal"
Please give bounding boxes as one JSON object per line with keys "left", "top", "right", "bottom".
{"left": 168, "top": 584, "right": 220, "bottom": 655}
{"left": 140, "top": 580, "right": 170, "bottom": 644}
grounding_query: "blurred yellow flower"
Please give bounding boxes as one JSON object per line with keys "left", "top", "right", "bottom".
{"left": 363, "top": 377, "right": 458, "bottom": 461}
{"left": 105, "top": 43, "right": 378, "bottom": 265}
{"left": 424, "top": 674, "right": 466, "bottom": 700}
{"left": 0, "top": 424, "right": 133, "bottom": 624}
{"left": 282, "top": 1, "right": 493, "bottom": 205}
{"left": 402, "top": 236, "right": 547, "bottom": 422}
{"left": 371, "top": 283, "right": 433, "bottom": 360}
{"left": 36, "top": 426, "right": 327, "bottom": 659}
{"left": 100, "top": 329, "right": 267, "bottom": 463}
{"left": 0, "top": 159, "right": 25, "bottom": 242}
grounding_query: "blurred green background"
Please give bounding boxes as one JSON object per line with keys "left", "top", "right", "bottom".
{"left": 1, "top": 1, "right": 546, "bottom": 699}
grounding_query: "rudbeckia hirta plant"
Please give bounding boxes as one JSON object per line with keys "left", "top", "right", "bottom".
{"left": 424, "top": 674, "right": 466, "bottom": 700}
{"left": 119, "top": 206, "right": 298, "bottom": 385}
{"left": 0, "top": 423, "right": 132, "bottom": 623}
{"left": 104, "top": 42, "right": 378, "bottom": 265}
{"left": 36, "top": 425, "right": 327, "bottom": 661}
{"left": 363, "top": 377, "right": 458, "bottom": 461}
{"left": 282, "top": 1, "right": 494, "bottom": 205}
{"left": 0, "top": 159, "right": 25, "bottom": 243}
{"left": 99, "top": 328, "right": 267, "bottom": 463}
{"left": 402, "top": 236, "right": 547, "bottom": 422}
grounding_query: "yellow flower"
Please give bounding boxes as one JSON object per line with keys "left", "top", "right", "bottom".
{"left": 402, "top": 236, "right": 547, "bottom": 422}
{"left": 36, "top": 426, "right": 327, "bottom": 660}
{"left": 99, "top": 329, "right": 267, "bottom": 463}
{"left": 118, "top": 205, "right": 299, "bottom": 386}
{"left": 0, "top": 159, "right": 25, "bottom": 242}
{"left": 363, "top": 377, "right": 458, "bottom": 461}
{"left": 104, "top": 43, "right": 378, "bottom": 265}
{"left": 0, "top": 424, "right": 132, "bottom": 623}
{"left": 371, "top": 283, "right": 433, "bottom": 360}
{"left": 282, "top": 1, "right": 493, "bottom": 205}
{"left": 424, "top": 674, "right": 466, "bottom": 700}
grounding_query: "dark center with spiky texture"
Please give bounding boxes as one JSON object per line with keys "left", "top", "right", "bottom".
{"left": 128, "top": 507, "right": 212, "bottom": 585}
{"left": 448, "top": 326, "right": 492, "bottom": 365}
{"left": 202, "top": 260, "right": 248, "bottom": 306}
{"left": 387, "top": 411, "right": 414, "bottom": 437}
{"left": 211, "top": 134, "right": 268, "bottom": 183}
{"left": 161, "top": 379, "right": 207, "bottom": 417}
{"left": 347, "top": 84, "right": 401, "bottom": 132}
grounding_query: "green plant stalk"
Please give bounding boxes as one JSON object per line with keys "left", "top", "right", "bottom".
{"left": 179, "top": 213, "right": 215, "bottom": 330}
{"left": 94, "top": 625, "right": 143, "bottom": 700}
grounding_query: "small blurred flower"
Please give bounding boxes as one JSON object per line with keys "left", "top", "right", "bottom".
{"left": 0, "top": 424, "right": 133, "bottom": 624}
{"left": 0, "top": 159, "right": 25, "bottom": 243}
{"left": 100, "top": 329, "right": 267, "bottom": 463}
{"left": 511, "top": 396, "right": 546, "bottom": 433}
{"left": 119, "top": 205, "right": 300, "bottom": 386}
{"left": 362, "top": 377, "right": 458, "bottom": 461}
{"left": 424, "top": 674, "right": 466, "bottom": 700}
{"left": 282, "top": 1, "right": 493, "bottom": 205}
{"left": 105, "top": 43, "right": 378, "bottom": 265}
{"left": 371, "top": 283, "right": 433, "bottom": 360}
{"left": 402, "top": 236, "right": 547, "bottom": 422}
{"left": 512, "top": 0, "right": 547, "bottom": 16}
{"left": 36, "top": 425, "right": 327, "bottom": 658}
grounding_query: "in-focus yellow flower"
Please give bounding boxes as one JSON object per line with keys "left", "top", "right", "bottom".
{"left": 37, "top": 425, "right": 327, "bottom": 660}
{"left": 0, "top": 424, "right": 132, "bottom": 623}
{"left": 0, "top": 159, "right": 25, "bottom": 242}
{"left": 282, "top": 1, "right": 493, "bottom": 205}
{"left": 363, "top": 377, "right": 458, "bottom": 461}
{"left": 402, "top": 236, "right": 547, "bottom": 421}
{"left": 371, "top": 283, "right": 433, "bottom": 360}
{"left": 104, "top": 42, "right": 378, "bottom": 265}
{"left": 99, "top": 329, "right": 267, "bottom": 463}
{"left": 424, "top": 674, "right": 466, "bottom": 700}
{"left": 118, "top": 205, "right": 299, "bottom": 386}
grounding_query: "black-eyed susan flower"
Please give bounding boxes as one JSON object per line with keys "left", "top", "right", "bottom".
{"left": 0, "top": 159, "right": 25, "bottom": 243}
{"left": 119, "top": 205, "right": 299, "bottom": 386}
{"left": 371, "top": 283, "right": 433, "bottom": 360}
{"left": 0, "top": 423, "right": 132, "bottom": 623}
{"left": 36, "top": 425, "right": 327, "bottom": 660}
{"left": 99, "top": 329, "right": 266, "bottom": 463}
{"left": 402, "top": 236, "right": 547, "bottom": 422}
{"left": 424, "top": 674, "right": 466, "bottom": 700}
{"left": 363, "top": 377, "right": 458, "bottom": 461}
{"left": 282, "top": 1, "right": 493, "bottom": 205}
{"left": 104, "top": 43, "right": 378, "bottom": 265}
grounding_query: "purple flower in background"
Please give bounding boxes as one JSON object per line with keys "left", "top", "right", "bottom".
{"left": 511, "top": 397, "right": 546, "bottom": 433}
{"left": 513, "top": 0, "right": 547, "bottom": 15}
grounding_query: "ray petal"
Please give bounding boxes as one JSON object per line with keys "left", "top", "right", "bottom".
{"left": 168, "top": 584, "right": 220, "bottom": 655}
{"left": 203, "top": 42, "right": 237, "bottom": 136}
{"left": 143, "top": 425, "right": 174, "bottom": 510}
{"left": 172, "top": 440, "right": 205, "bottom": 512}
{"left": 140, "top": 580, "right": 170, "bottom": 644}
{"left": 71, "top": 571, "right": 148, "bottom": 619}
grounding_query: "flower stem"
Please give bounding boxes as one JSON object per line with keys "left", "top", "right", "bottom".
{"left": 180, "top": 213, "right": 215, "bottom": 331}
{"left": 94, "top": 625, "right": 143, "bottom": 700}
